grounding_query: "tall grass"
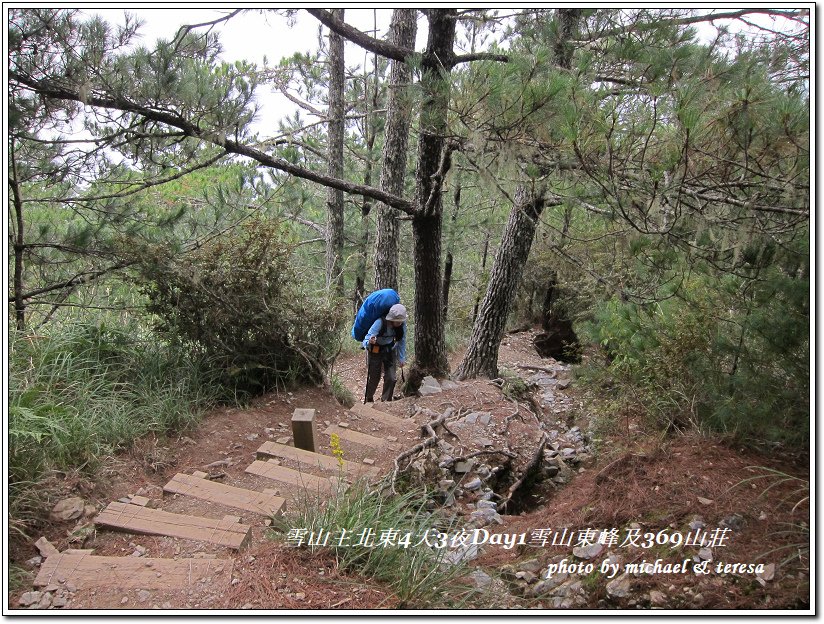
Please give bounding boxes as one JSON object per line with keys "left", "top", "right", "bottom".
{"left": 272, "top": 481, "right": 487, "bottom": 609}
{"left": 9, "top": 321, "right": 221, "bottom": 529}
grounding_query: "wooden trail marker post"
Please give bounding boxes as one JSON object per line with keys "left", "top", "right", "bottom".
{"left": 291, "top": 408, "right": 316, "bottom": 452}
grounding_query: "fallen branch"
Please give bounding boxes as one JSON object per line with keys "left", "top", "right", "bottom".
{"left": 498, "top": 433, "right": 548, "bottom": 513}
{"left": 442, "top": 449, "right": 517, "bottom": 468}
{"left": 504, "top": 399, "right": 525, "bottom": 434}
{"left": 387, "top": 408, "right": 456, "bottom": 493}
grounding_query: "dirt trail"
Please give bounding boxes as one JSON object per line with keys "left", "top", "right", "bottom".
{"left": 9, "top": 330, "right": 810, "bottom": 611}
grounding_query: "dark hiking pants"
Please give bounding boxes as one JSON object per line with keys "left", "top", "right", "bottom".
{"left": 365, "top": 348, "right": 397, "bottom": 402}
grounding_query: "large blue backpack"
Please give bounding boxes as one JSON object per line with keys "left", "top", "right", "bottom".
{"left": 352, "top": 289, "right": 401, "bottom": 341}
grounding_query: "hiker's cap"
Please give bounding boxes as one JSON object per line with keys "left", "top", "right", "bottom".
{"left": 386, "top": 303, "right": 408, "bottom": 322}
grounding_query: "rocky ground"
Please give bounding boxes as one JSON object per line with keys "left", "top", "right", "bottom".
{"left": 8, "top": 329, "right": 811, "bottom": 612}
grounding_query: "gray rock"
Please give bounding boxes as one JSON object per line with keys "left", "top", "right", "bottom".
{"left": 606, "top": 573, "right": 632, "bottom": 598}
{"left": 519, "top": 559, "right": 545, "bottom": 574}
{"left": 276, "top": 437, "right": 291, "bottom": 445}
{"left": 438, "top": 455, "right": 455, "bottom": 469}
{"left": 515, "top": 570, "right": 538, "bottom": 583}
{"left": 50, "top": 497, "right": 85, "bottom": 522}
{"left": 444, "top": 543, "right": 479, "bottom": 565}
{"left": 26, "top": 556, "right": 43, "bottom": 567}
{"left": 469, "top": 569, "right": 493, "bottom": 589}
{"left": 419, "top": 376, "right": 442, "bottom": 395}
{"left": 463, "top": 413, "right": 479, "bottom": 425}
{"left": 440, "top": 380, "right": 460, "bottom": 390}
{"left": 438, "top": 479, "right": 455, "bottom": 489}
{"left": 554, "top": 579, "right": 583, "bottom": 599}
{"left": 52, "top": 595, "right": 68, "bottom": 608}
{"left": 479, "top": 489, "right": 495, "bottom": 501}
{"left": 476, "top": 500, "right": 497, "bottom": 511}
{"left": 698, "top": 547, "right": 713, "bottom": 562}
{"left": 454, "top": 461, "right": 473, "bottom": 473}
{"left": 720, "top": 513, "right": 746, "bottom": 531}
{"left": 464, "top": 477, "right": 482, "bottom": 491}
{"left": 649, "top": 590, "right": 667, "bottom": 606}
{"left": 36, "top": 593, "right": 53, "bottom": 609}
{"left": 758, "top": 563, "right": 776, "bottom": 582}
{"left": 18, "top": 592, "right": 42, "bottom": 607}
{"left": 527, "top": 572, "right": 569, "bottom": 597}
{"left": 573, "top": 542, "right": 604, "bottom": 560}
{"left": 479, "top": 412, "right": 492, "bottom": 426}
{"left": 688, "top": 516, "right": 706, "bottom": 530}
{"left": 469, "top": 508, "right": 503, "bottom": 527}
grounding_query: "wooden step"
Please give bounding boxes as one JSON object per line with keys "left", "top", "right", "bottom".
{"left": 256, "top": 441, "right": 380, "bottom": 478}
{"left": 35, "top": 552, "right": 233, "bottom": 590}
{"left": 245, "top": 460, "right": 336, "bottom": 494}
{"left": 163, "top": 473, "right": 286, "bottom": 517}
{"left": 348, "top": 403, "right": 412, "bottom": 429}
{"left": 94, "top": 502, "right": 251, "bottom": 549}
{"left": 324, "top": 425, "right": 398, "bottom": 451}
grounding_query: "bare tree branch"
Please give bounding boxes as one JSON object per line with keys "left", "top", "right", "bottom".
{"left": 10, "top": 71, "right": 416, "bottom": 215}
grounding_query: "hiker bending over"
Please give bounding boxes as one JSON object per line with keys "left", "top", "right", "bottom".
{"left": 362, "top": 304, "right": 407, "bottom": 402}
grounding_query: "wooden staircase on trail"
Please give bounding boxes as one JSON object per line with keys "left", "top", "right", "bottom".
{"left": 33, "top": 403, "right": 414, "bottom": 596}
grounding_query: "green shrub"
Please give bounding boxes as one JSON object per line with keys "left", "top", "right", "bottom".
{"left": 134, "top": 218, "right": 346, "bottom": 396}
{"left": 581, "top": 263, "right": 809, "bottom": 447}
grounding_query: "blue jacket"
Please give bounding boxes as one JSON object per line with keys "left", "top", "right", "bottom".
{"left": 362, "top": 318, "right": 406, "bottom": 365}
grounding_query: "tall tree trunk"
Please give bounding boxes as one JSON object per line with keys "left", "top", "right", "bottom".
{"left": 408, "top": 9, "right": 456, "bottom": 381}
{"left": 373, "top": 9, "right": 417, "bottom": 291}
{"left": 355, "top": 166, "right": 373, "bottom": 313}
{"left": 354, "top": 26, "right": 381, "bottom": 312}
{"left": 325, "top": 8, "right": 345, "bottom": 295}
{"left": 473, "top": 232, "right": 490, "bottom": 323}
{"left": 455, "top": 186, "right": 547, "bottom": 379}
{"left": 10, "top": 141, "right": 26, "bottom": 331}
{"left": 455, "top": 8, "right": 581, "bottom": 380}
{"left": 441, "top": 177, "right": 461, "bottom": 321}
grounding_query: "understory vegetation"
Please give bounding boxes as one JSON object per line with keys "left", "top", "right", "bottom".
{"left": 8, "top": 321, "right": 220, "bottom": 531}
{"left": 7, "top": 7, "right": 809, "bottom": 546}
{"left": 273, "top": 482, "right": 484, "bottom": 608}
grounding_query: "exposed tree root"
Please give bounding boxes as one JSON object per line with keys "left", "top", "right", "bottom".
{"left": 498, "top": 432, "right": 548, "bottom": 513}
{"left": 386, "top": 408, "right": 457, "bottom": 493}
